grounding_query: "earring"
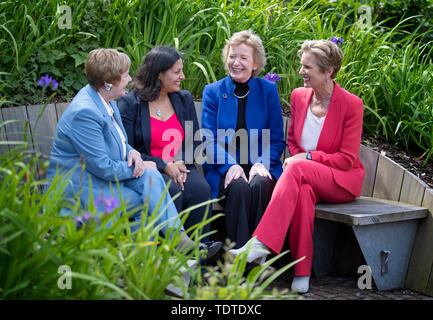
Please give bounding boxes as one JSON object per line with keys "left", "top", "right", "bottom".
{"left": 105, "top": 83, "right": 112, "bottom": 91}
{"left": 326, "top": 79, "right": 330, "bottom": 83}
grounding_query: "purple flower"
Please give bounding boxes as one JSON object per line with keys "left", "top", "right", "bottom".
{"left": 264, "top": 72, "right": 282, "bottom": 82}
{"left": 74, "top": 212, "right": 99, "bottom": 230}
{"left": 94, "top": 195, "right": 105, "bottom": 210}
{"left": 51, "top": 79, "right": 58, "bottom": 90}
{"left": 331, "top": 36, "right": 344, "bottom": 47}
{"left": 38, "top": 75, "right": 51, "bottom": 87}
{"left": 38, "top": 74, "right": 59, "bottom": 90}
{"left": 103, "top": 197, "right": 120, "bottom": 213}
{"left": 94, "top": 195, "right": 120, "bottom": 213}
{"left": 74, "top": 215, "right": 84, "bottom": 229}
{"left": 82, "top": 212, "right": 91, "bottom": 222}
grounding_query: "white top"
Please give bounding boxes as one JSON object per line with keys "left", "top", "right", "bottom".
{"left": 98, "top": 93, "right": 127, "bottom": 160}
{"left": 300, "top": 106, "right": 326, "bottom": 152}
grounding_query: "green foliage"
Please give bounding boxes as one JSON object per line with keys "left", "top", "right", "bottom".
{"left": 374, "top": 0, "right": 433, "bottom": 47}
{"left": 190, "top": 240, "right": 303, "bottom": 300}
{"left": 0, "top": 146, "right": 295, "bottom": 299}
{"left": 0, "top": 148, "right": 187, "bottom": 299}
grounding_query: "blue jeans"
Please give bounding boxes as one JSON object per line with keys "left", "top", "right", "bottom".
{"left": 124, "top": 169, "right": 184, "bottom": 235}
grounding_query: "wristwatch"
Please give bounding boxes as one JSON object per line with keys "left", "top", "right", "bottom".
{"left": 306, "top": 151, "right": 312, "bottom": 160}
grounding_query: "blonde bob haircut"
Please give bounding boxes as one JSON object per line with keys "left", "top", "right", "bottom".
{"left": 299, "top": 40, "right": 343, "bottom": 79}
{"left": 85, "top": 48, "right": 131, "bottom": 90}
{"left": 222, "top": 30, "right": 266, "bottom": 77}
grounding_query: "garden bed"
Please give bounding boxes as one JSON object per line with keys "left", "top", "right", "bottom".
{"left": 362, "top": 135, "right": 433, "bottom": 189}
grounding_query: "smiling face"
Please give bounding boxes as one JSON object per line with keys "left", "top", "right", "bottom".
{"left": 159, "top": 58, "right": 185, "bottom": 93}
{"left": 109, "top": 70, "right": 132, "bottom": 99}
{"left": 226, "top": 43, "right": 258, "bottom": 83}
{"left": 299, "top": 51, "right": 332, "bottom": 89}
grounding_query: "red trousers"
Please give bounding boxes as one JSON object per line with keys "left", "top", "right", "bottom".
{"left": 253, "top": 159, "right": 355, "bottom": 276}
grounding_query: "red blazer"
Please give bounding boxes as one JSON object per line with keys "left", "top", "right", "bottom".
{"left": 287, "top": 81, "right": 365, "bottom": 197}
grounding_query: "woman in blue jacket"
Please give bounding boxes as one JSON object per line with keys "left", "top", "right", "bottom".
{"left": 201, "top": 30, "right": 285, "bottom": 248}
{"left": 45, "top": 48, "right": 220, "bottom": 258}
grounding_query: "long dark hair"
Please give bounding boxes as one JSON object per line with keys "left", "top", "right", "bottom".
{"left": 131, "top": 46, "right": 182, "bottom": 101}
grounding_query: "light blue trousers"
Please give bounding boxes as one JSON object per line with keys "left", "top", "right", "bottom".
{"left": 123, "top": 169, "right": 183, "bottom": 235}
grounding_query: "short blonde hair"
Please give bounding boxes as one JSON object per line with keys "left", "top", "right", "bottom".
{"left": 222, "top": 30, "right": 266, "bottom": 77}
{"left": 85, "top": 48, "right": 131, "bottom": 89}
{"left": 299, "top": 40, "right": 343, "bottom": 79}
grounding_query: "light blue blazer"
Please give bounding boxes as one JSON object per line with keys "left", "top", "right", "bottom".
{"left": 201, "top": 76, "right": 285, "bottom": 198}
{"left": 46, "top": 84, "right": 181, "bottom": 232}
{"left": 47, "top": 84, "right": 135, "bottom": 200}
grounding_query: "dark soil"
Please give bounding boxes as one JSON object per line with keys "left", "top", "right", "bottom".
{"left": 362, "top": 135, "right": 433, "bottom": 189}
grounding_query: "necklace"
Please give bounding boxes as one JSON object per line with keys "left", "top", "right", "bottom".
{"left": 313, "top": 92, "right": 332, "bottom": 104}
{"left": 156, "top": 109, "right": 162, "bottom": 117}
{"left": 233, "top": 89, "right": 250, "bottom": 99}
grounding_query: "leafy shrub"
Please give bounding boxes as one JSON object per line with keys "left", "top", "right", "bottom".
{"left": 0, "top": 145, "right": 296, "bottom": 299}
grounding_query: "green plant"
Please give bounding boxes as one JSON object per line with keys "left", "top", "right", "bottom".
{"left": 189, "top": 240, "right": 304, "bottom": 300}
{"left": 0, "top": 148, "right": 206, "bottom": 299}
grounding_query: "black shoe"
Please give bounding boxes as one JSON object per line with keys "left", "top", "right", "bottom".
{"left": 199, "top": 241, "right": 222, "bottom": 260}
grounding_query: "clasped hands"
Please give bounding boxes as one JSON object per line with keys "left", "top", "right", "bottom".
{"left": 164, "top": 161, "right": 190, "bottom": 190}
{"left": 128, "top": 151, "right": 189, "bottom": 190}
{"left": 128, "top": 150, "right": 156, "bottom": 178}
{"left": 224, "top": 163, "right": 272, "bottom": 189}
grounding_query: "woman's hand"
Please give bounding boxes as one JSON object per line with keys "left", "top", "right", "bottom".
{"left": 282, "top": 152, "right": 307, "bottom": 171}
{"left": 248, "top": 163, "right": 272, "bottom": 183}
{"left": 224, "top": 164, "right": 248, "bottom": 188}
{"left": 128, "top": 150, "right": 156, "bottom": 177}
{"left": 164, "top": 161, "right": 190, "bottom": 190}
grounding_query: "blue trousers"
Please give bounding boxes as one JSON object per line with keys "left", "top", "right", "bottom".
{"left": 124, "top": 169, "right": 183, "bottom": 234}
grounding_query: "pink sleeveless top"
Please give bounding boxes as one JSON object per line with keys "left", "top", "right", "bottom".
{"left": 150, "top": 112, "right": 185, "bottom": 162}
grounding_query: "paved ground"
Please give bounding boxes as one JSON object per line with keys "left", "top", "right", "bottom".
{"left": 269, "top": 272, "right": 433, "bottom": 300}
{"left": 307, "top": 275, "right": 433, "bottom": 300}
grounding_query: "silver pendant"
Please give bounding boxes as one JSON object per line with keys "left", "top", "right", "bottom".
{"left": 156, "top": 109, "right": 162, "bottom": 117}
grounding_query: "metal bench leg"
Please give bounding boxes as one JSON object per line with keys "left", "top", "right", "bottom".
{"left": 352, "top": 220, "right": 419, "bottom": 291}
{"left": 312, "top": 218, "right": 338, "bottom": 277}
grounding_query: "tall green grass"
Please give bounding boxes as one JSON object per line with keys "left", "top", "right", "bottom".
{"left": 0, "top": 1, "right": 432, "bottom": 169}
{"left": 0, "top": 145, "right": 295, "bottom": 299}
{"left": 0, "top": 148, "right": 192, "bottom": 299}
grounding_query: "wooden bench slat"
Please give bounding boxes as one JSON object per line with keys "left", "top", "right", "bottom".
{"left": 0, "top": 108, "right": 10, "bottom": 154}
{"left": 1, "top": 105, "right": 33, "bottom": 152}
{"left": 400, "top": 170, "right": 428, "bottom": 206}
{"left": 359, "top": 144, "right": 379, "bottom": 197}
{"left": 315, "top": 196, "right": 428, "bottom": 226}
{"left": 281, "top": 116, "right": 290, "bottom": 162}
{"left": 27, "top": 104, "right": 57, "bottom": 158}
{"left": 373, "top": 154, "right": 405, "bottom": 201}
{"left": 194, "top": 101, "right": 203, "bottom": 128}
{"left": 55, "top": 102, "right": 70, "bottom": 121}
{"left": 406, "top": 189, "right": 433, "bottom": 295}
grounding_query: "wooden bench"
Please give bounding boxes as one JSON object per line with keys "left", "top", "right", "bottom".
{"left": 313, "top": 197, "right": 427, "bottom": 290}
{"left": 1, "top": 101, "right": 430, "bottom": 292}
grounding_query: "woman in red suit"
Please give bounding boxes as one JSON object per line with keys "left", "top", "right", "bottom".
{"left": 230, "top": 39, "right": 365, "bottom": 293}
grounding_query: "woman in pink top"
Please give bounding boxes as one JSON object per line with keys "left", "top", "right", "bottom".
{"left": 118, "top": 46, "right": 213, "bottom": 241}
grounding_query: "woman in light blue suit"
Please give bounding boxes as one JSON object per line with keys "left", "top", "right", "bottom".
{"left": 45, "top": 48, "right": 221, "bottom": 257}
{"left": 201, "top": 31, "right": 285, "bottom": 249}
